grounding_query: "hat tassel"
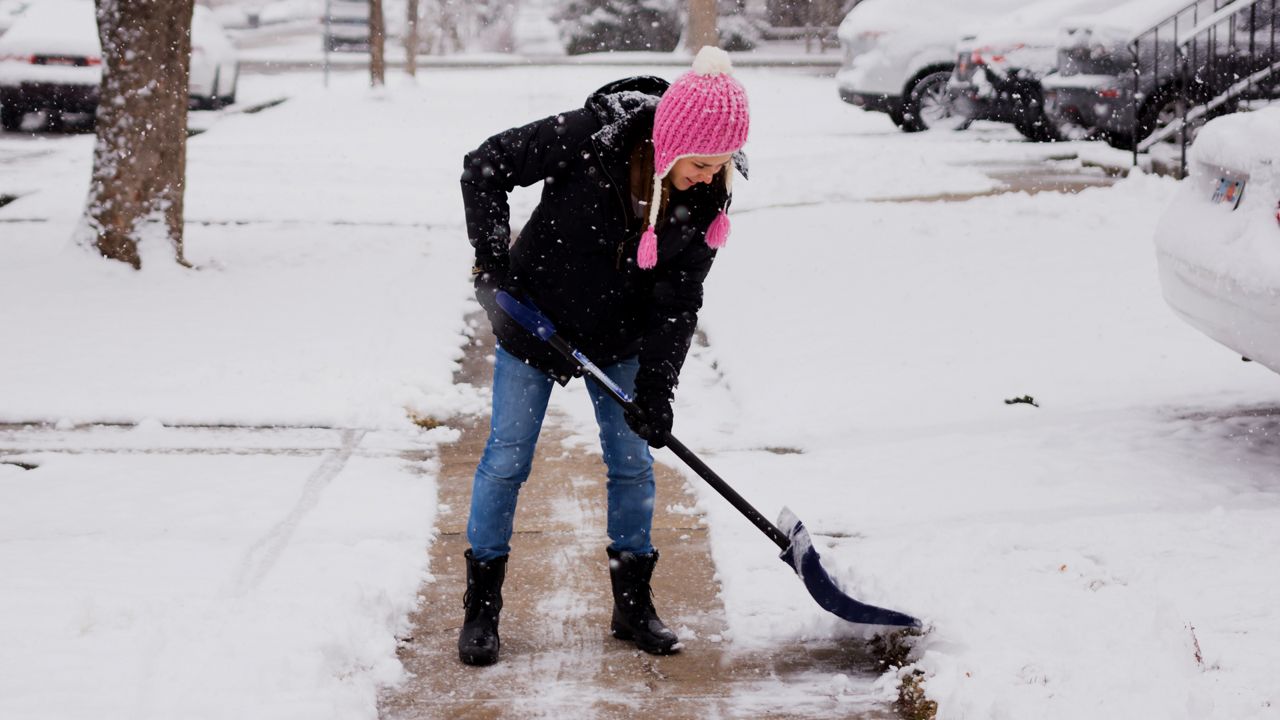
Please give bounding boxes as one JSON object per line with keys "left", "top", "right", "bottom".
{"left": 705, "top": 209, "right": 730, "bottom": 249}
{"left": 638, "top": 172, "right": 665, "bottom": 270}
{"left": 638, "top": 227, "right": 659, "bottom": 269}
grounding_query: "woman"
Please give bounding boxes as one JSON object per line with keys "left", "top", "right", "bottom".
{"left": 457, "top": 46, "right": 750, "bottom": 666}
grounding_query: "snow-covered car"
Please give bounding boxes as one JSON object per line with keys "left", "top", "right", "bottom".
{"left": 834, "top": 0, "right": 1028, "bottom": 132}
{"left": 1042, "top": 0, "right": 1280, "bottom": 149}
{"left": 0, "top": 0, "right": 31, "bottom": 37}
{"left": 1155, "top": 106, "right": 1280, "bottom": 373}
{"left": 949, "top": 0, "right": 1116, "bottom": 141}
{"left": 0, "top": 0, "right": 238, "bottom": 131}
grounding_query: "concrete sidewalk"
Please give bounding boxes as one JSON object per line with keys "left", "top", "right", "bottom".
{"left": 379, "top": 319, "right": 895, "bottom": 719}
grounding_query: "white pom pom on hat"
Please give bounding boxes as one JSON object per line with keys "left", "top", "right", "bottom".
{"left": 691, "top": 45, "right": 733, "bottom": 76}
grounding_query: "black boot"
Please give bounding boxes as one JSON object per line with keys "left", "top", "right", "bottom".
{"left": 607, "top": 548, "right": 681, "bottom": 655}
{"left": 458, "top": 549, "right": 507, "bottom": 666}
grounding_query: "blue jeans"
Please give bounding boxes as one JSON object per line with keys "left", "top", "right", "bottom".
{"left": 467, "top": 345, "right": 657, "bottom": 562}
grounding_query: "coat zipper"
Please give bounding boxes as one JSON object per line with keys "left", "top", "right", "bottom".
{"left": 590, "top": 137, "right": 640, "bottom": 270}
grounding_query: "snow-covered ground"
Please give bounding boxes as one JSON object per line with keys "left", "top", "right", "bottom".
{"left": 2, "top": 63, "right": 1279, "bottom": 720}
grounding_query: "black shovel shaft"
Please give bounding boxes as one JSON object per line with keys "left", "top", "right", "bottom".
{"left": 545, "top": 336, "right": 791, "bottom": 551}
{"left": 662, "top": 435, "right": 792, "bottom": 551}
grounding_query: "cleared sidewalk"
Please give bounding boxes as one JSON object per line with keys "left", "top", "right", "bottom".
{"left": 379, "top": 319, "right": 894, "bottom": 720}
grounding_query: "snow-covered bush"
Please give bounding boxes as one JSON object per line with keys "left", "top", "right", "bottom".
{"left": 552, "top": 0, "right": 681, "bottom": 55}
{"left": 717, "top": 12, "right": 763, "bottom": 51}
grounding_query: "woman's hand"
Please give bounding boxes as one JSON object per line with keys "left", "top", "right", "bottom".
{"left": 625, "top": 391, "right": 673, "bottom": 448}
{"left": 473, "top": 265, "right": 513, "bottom": 325}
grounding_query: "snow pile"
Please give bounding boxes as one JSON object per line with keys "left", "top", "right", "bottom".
{"left": 0, "top": 427, "right": 441, "bottom": 720}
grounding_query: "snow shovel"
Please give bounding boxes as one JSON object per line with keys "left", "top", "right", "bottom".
{"left": 495, "top": 291, "right": 922, "bottom": 628}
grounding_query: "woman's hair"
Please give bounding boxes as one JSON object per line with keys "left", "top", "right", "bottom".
{"left": 630, "top": 139, "right": 729, "bottom": 230}
{"left": 630, "top": 139, "right": 668, "bottom": 228}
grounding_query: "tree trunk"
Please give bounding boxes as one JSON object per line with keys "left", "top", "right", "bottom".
{"left": 405, "top": 0, "right": 419, "bottom": 78}
{"left": 369, "top": 0, "right": 386, "bottom": 86}
{"left": 686, "top": 0, "right": 719, "bottom": 53}
{"left": 84, "top": 0, "right": 195, "bottom": 268}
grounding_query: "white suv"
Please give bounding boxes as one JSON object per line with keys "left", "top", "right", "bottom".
{"left": 836, "top": 0, "right": 1030, "bottom": 131}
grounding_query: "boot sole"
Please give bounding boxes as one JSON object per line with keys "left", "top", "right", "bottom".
{"left": 610, "top": 623, "right": 681, "bottom": 655}
{"left": 458, "top": 648, "right": 499, "bottom": 666}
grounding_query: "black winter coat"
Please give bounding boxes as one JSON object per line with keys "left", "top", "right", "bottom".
{"left": 461, "top": 76, "right": 740, "bottom": 400}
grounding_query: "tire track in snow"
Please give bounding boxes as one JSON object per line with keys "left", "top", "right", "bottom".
{"left": 232, "top": 428, "right": 365, "bottom": 594}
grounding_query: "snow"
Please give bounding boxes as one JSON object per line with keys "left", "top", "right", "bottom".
{"left": 3, "top": 59, "right": 1280, "bottom": 720}
{"left": 959, "top": 0, "right": 1118, "bottom": 74}
{"left": 1060, "top": 0, "right": 1189, "bottom": 37}
{"left": 838, "top": 0, "right": 1031, "bottom": 38}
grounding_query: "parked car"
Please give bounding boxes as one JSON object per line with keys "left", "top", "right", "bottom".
{"left": 0, "top": 0, "right": 238, "bottom": 132}
{"left": 1042, "top": 0, "right": 1280, "bottom": 149}
{"left": 834, "top": 0, "right": 1028, "bottom": 132}
{"left": 1155, "top": 106, "right": 1280, "bottom": 374}
{"left": 949, "top": 0, "right": 1116, "bottom": 141}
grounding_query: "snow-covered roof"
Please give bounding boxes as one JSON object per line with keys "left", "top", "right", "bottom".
{"left": 1060, "top": 0, "right": 1191, "bottom": 37}
{"left": 837, "top": 0, "right": 1029, "bottom": 43}
{"left": 962, "top": 0, "right": 1120, "bottom": 48}
{"left": 1192, "top": 105, "right": 1280, "bottom": 174}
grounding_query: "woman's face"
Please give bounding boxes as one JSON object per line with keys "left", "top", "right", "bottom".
{"left": 669, "top": 153, "right": 733, "bottom": 191}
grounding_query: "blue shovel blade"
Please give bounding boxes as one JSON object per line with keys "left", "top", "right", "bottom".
{"left": 777, "top": 508, "right": 922, "bottom": 629}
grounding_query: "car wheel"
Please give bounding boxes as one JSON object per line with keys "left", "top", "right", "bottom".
{"left": 0, "top": 103, "right": 24, "bottom": 132}
{"left": 204, "top": 68, "right": 221, "bottom": 110}
{"left": 902, "top": 70, "right": 971, "bottom": 133}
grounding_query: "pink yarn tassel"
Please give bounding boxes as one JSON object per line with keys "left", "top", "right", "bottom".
{"left": 705, "top": 210, "right": 730, "bottom": 249}
{"left": 637, "top": 227, "right": 659, "bottom": 269}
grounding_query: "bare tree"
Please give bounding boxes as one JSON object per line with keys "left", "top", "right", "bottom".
{"left": 687, "top": 0, "right": 719, "bottom": 51}
{"left": 405, "top": 0, "right": 420, "bottom": 78}
{"left": 83, "top": 0, "right": 196, "bottom": 268}
{"left": 369, "top": 0, "right": 386, "bottom": 86}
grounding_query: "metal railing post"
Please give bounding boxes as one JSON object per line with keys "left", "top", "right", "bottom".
{"left": 1132, "top": 38, "right": 1142, "bottom": 168}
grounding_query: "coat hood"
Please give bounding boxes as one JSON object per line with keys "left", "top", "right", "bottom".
{"left": 585, "top": 76, "right": 748, "bottom": 179}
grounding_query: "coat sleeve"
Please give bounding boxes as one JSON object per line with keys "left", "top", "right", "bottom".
{"left": 461, "top": 109, "right": 595, "bottom": 270}
{"left": 634, "top": 242, "right": 718, "bottom": 402}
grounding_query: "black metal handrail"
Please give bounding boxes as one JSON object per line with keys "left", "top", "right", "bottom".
{"left": 1129, "top": 0, "right": 1280, "bottom": 174}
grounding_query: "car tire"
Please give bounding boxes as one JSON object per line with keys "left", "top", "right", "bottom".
{"left": 221, "top": 65, "right": 239, "bottom": 108}
{"left": 1011, "top": 87, "right": 1062, "bottom": 142}
{"left": 1134, "top": 87, "right": 1206, "bottom": 151}
{"left": 0, "top": 103, "right": 24, "bottom": 132}
{"left": 901, "top": 70, "right": 971, "bottom": 133}
{"left": 203, "top": 68, "right": 221, "bottom": 110}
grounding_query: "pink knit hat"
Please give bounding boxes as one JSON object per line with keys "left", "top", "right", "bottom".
{"left": 638, "top": 46, "right": 750, "bottom": 269}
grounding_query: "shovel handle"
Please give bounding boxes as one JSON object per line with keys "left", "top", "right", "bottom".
{"left": 662, "top": 435, "right": 791, "bottom": 551}
{"left": 496, "top": 291, "right": 791, "bottom": 551}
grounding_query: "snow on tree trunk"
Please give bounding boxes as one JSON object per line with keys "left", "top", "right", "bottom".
{"left": 369, "top": 0, "right": 386, "bottom": 87}
{"left": 83, "top": 0, "right": 195, "bottom": 269}
{"left": 687, "top": 0, "right": 719, "bottom": 52}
